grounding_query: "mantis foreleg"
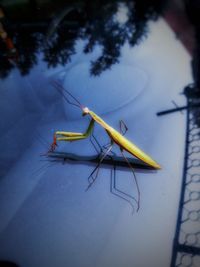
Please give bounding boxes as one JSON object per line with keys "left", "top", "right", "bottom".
{"left": 55, "top": 119, "right": 95, "bottom": 142}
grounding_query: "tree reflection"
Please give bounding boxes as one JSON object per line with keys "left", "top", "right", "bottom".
{"left": 184, "top": 0, "right": 200, "bottom": 128}
{"left": 0, "top": 0, "right": 166, "bottom": 78}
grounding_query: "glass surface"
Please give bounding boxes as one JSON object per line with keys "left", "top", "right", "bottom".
{"left": 0, "top": 2, "right": 195, "bottom": 267}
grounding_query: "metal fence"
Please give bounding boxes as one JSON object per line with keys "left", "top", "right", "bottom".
{"left": 170, "top": 96, "right": 200, "bottom": 267}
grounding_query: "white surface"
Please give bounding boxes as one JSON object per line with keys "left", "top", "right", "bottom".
{"left": 0, "top": 18, "right": 193, "bottom": 267}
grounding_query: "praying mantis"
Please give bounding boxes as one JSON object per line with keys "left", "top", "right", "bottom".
{"left": 48, "top": 81, "right": 161, "bottom": 211}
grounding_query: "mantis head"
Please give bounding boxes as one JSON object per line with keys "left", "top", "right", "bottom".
{"left": 82, "top": 107, "right": 90, "bottom": 116}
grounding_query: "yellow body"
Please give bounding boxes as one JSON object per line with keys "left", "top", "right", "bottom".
{"left": 87, "top": 110, "right": 161, "bottom": 169}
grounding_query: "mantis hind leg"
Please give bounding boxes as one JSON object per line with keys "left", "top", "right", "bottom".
{"left": 110, "top": 164, "right": 136, "bottom": 214}
{"left": 119, "top": 119, "right": 128, "bottom": 136}
{"left": 120, "top": 149, "right": 140, "bottom": 212}
{"left": 86, "top": 142, "right": 113, "bottom": 190}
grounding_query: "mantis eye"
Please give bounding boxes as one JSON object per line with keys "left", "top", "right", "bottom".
{"left": 82, "top": 107, "right": 89, "bottom": 116}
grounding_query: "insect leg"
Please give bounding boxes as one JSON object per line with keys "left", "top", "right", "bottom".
{"left": 110, "top": 164, "right": 135, "bottom": 214}
{"left": 102, "top": 143, "right": 116, "bottom": 156}
{"left": 48, "top": 119, "right": 95, "bottom": 153}
{"left": 120, "top": 149, "right": 140, "bottom": 212}
{"left": 55, "top": 118, "right": 94, "bottom": 141}
{"left": 86, "top": 143, "right": 113, "bottom": 190}
{"left": 89, "top": 125, "right": 102, "bottom": 154}
{"left": 119, "top": 120, "right": 128, "bottom": 136}
{"left": 89, "top": 125, "right": 115, "bottom": 156}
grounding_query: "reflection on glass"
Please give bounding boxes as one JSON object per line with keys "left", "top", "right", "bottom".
{"left": 0, "top": 1, "right": 165, "bottom": 78}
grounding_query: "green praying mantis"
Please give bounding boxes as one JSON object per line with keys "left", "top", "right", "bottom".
{"left": 48, "top": 81, "right": 161, "bottom": 211}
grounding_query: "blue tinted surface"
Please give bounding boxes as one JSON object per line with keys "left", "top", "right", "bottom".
{"left": 0, "top": 18, "right": 192, "bottom": 267}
